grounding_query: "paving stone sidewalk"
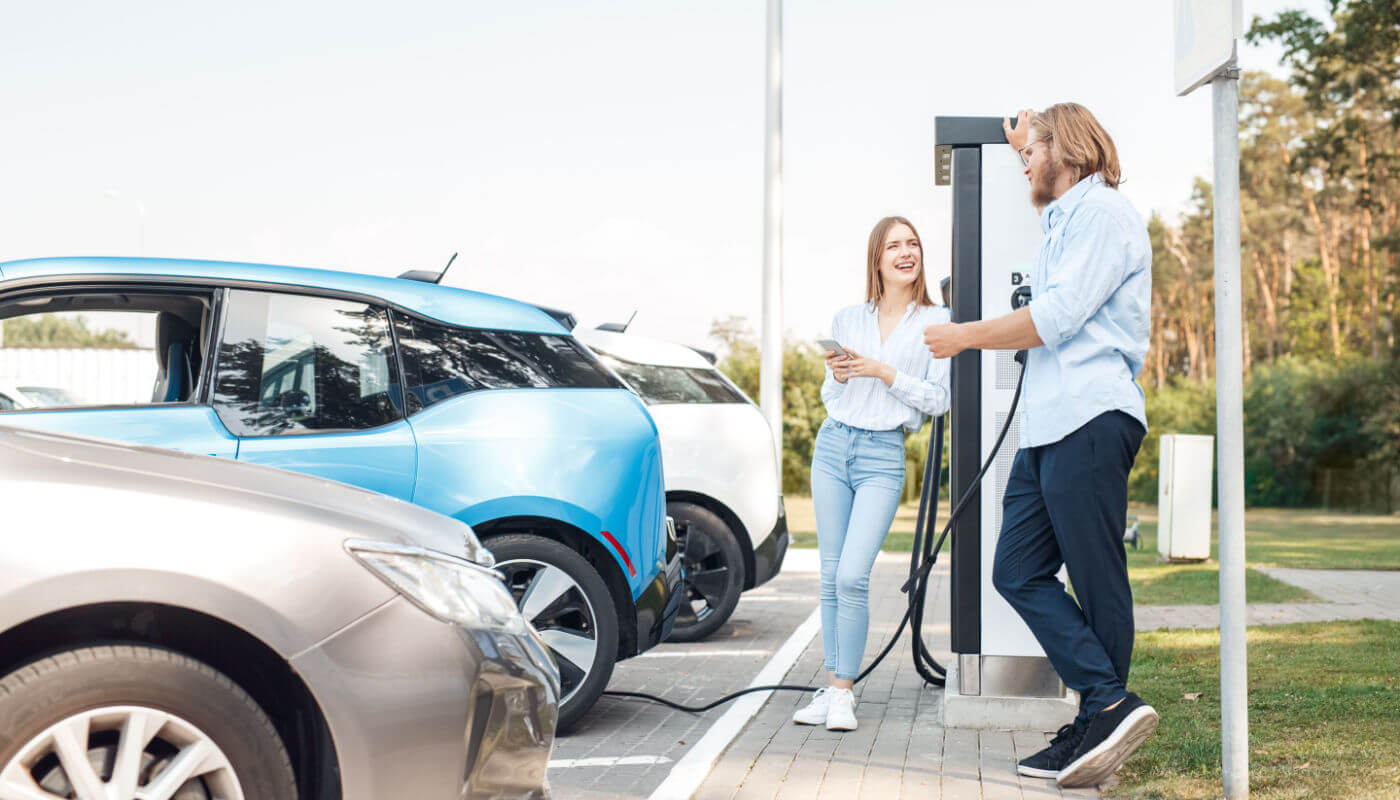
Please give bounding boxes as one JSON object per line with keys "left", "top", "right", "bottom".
{"left": 695, "top": 557, "right": 1100, "bottom": 800}
{"left": 1133, "top": 567, "right": 1400, "bottom": 630}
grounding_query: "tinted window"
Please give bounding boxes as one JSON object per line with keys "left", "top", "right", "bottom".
{"left": 394, "top": 314, "right": 622, "bottom": 410}
{"left": 594, "top": 353, "right": 747, "bottom": 405}
{"left": 212, "top": 290, "right": 401, "bottom": 436}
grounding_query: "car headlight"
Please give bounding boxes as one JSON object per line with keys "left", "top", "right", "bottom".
{"left": 345, "top": 539, "right": 527, "bottom": 635}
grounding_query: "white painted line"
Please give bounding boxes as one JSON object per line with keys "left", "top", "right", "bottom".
{"left": 549, "top": 755, "right": 673, "bottom": 768}
{"left": 638, "top": 649, "right": 772, "bottom": 658}
{"left": 739, "top": 596, "right": 808, "bottom": 603}
{"left": 646, "top": 605, "right": 822, "bottom": 800}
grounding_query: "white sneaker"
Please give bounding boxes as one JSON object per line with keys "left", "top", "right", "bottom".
{"left": 825, "top": 688, "right": 858, "bottom": 731}
{"left": 792, "top": 688, "right": 832, "bottom": 725}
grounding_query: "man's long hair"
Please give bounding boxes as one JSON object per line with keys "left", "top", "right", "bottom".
{"left": 1031, "top": 103, "right": 1122, "bottom": 188}
{"left": 866, "top": 216, "right": 936, "bottom": 307}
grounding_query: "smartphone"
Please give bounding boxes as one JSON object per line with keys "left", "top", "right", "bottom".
{"left": 817, "top": 338, "right": 851, "bottom": 359}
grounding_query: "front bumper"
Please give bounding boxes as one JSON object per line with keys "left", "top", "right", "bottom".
{"left": 751, "top": 498, "right": 789, "bottom": 588}
{"left": 292, "top": 596, "right": 556, "bottom": 800}
{"left": 634, "top": 516, "right": 685, "bottom": 652}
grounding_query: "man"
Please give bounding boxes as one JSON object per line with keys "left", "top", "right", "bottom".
{"left": 923, "top": 103, "right": 1156, "bottom": 789}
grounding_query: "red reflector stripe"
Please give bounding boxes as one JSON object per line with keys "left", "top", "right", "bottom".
{"left": 600, "top": 530, "right": 635, "bottom": 577}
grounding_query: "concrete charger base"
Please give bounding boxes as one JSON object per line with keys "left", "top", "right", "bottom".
{"left": 941, "top": 660, "right": 1080, "bottom": 731}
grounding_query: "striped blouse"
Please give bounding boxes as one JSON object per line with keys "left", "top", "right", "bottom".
{"left": 820, "top": 301, "right": 952, "bottom": 433}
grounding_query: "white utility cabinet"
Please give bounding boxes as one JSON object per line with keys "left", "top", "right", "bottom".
{"left": 1157, "top": 434, "right": 1215, "bottom": 561}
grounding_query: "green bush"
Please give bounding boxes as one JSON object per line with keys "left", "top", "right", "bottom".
{"left": 1129, "top": 359, "right": 1400, "bottom": 511}
{"left": 1129, "top": 379, "right": 1217, "bottom": 503}
{"left": 1244, "top": 358, "right": 1400, "bottom": 510}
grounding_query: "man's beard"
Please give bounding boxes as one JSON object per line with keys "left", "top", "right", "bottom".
{"left": 1030, "top": 159, "right": 1062, "bottom": 209}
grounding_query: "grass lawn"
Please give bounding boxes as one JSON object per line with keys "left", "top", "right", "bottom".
{"left": 1111, "top": 619, "right": 1400, "bottom": 799}
{"left": 1124, "top": 520, "right": 1317, "bottom": 606}
{"left": 784, "top": 496, "right": 1400, "bottom": 604}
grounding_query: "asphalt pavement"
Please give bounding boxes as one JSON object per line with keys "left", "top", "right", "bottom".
{"left": 547, "top": 554, "right": 824, "bottom": 799}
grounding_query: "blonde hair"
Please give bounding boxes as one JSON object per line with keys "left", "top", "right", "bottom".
{"left": 1030, "top": 103, "right": 1122, "bottom": 188}
{"left": 865, "top": 216, "right": 936, "bottom": 307}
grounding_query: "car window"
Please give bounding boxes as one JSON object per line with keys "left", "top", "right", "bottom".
{"left": 593, "top": 352, "right": 748, "bottom": 405}
{"left": 211, "top": 290, "right": 401, "bottom": 436}
{"left": 0, "top": 296, "right": 212, "bottom": 410}
{"left": 393, "top": 313, "right": 622, "bottom": 411}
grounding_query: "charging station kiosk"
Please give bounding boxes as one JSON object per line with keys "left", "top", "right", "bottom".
{"left": 934, "top": 116, "right": 1078, "bottom": 730}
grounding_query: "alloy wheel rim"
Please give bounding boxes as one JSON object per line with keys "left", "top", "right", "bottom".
{"left": 674, "top": 521, "right": 732, "bottom": 630}
{"left": 0, "top": 705, "right": 245, "bottom": 800}
{"left": 496, "top": 557, "right": 599, "bottom": 707}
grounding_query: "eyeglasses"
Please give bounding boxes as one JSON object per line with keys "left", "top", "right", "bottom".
{"left": 1017, "top": 145, "right": 1034, "bottom": 168}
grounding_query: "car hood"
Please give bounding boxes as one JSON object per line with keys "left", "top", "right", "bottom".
{"left": 0, "top": 425, "right": 485, "bottom": 562}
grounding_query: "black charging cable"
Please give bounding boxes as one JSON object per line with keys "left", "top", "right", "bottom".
{"left": 601, "top": 356, "right": 1026, "bottom": 713}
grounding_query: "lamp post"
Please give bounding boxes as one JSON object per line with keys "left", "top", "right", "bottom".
{"left": 760, "top": 0, "right": 784, "bottom": 476}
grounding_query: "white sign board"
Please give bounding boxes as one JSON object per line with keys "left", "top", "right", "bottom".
{"left": 1174, "top": 0, "right": 1243, "bottom": 96}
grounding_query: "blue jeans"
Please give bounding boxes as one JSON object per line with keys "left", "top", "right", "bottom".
{"left": 810, "top": 418, "right": 905, "bottom": 680}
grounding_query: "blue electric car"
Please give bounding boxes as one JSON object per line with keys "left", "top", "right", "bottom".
{"left": 0, "top": 256, "right": 683, "bottom": 731}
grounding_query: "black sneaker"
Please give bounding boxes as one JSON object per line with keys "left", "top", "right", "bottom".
{"left": 1017, "top": 722, "right": 1086, "bottom": 778}
{"left": 1057, "top": 692, "right": 1159, "bottom": 788}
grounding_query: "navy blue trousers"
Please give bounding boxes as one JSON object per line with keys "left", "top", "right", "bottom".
{"left": 992, "top": 411, "right": 1145, "bottom": 724}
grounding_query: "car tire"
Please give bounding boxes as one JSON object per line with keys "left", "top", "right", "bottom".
{"left": 0, "top": 645, "right": 296, "bottom": 800}
{"left": 667, "top": 501, "right": 746, "bottom": 643}
{"left": 488, "top": 533, "right": 619, "bottom": 734}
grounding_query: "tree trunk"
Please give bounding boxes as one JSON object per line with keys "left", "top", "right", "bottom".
{"left": 1151, "top": 287, "right": 1166, "bottom": 388}
{"left": 1280, "top": 230, "right": 1294, "bottom": 350}
{"left": 1324, "top": 209, "right": 1343, "bottom": 357}
{"left": 1251, "top": 248, "right": 1280, "bottom": 362}
{"left": 1166, "top": 228, "right": 1209, "bottom": 383}
{"left": 1282, "top": 143, "right": 1341, "bottom": 357}
{"left": 1358, "top": 133, "right": 1379, "bottom": 360}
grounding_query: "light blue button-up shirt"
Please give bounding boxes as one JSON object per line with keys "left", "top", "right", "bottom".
{"left": 1023, "top": 174, "right": 1152, "bottom": 448}
{"left": 822, "top": 301, "right": 952, "bottom": 433}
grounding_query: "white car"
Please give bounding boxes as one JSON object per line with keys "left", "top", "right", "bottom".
{"left": 0, "top": 382, "right": 76, "bottom": 411}
{"left": 577, "top": 327, "right": 788, "bottom": 641}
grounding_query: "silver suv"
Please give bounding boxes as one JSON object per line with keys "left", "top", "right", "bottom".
{"left": 0, "top": 426, "right": 558, "bottom": 800}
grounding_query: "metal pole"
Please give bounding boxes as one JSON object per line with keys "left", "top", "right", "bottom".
{"left": 760, "top": 0, "right": 784, "bottom": 475}
{"left": 1211, "top": 68, "right": 1249, "bottom": 800}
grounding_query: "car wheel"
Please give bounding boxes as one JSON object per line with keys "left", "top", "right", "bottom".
{"left": 0, "top": 645, "right": 295, "bottom": 800}
{"left": 489, "top": 533, "right": 619, "bottom": 733}
{"left": 667, "top": 501, "right": 746, "bottom": 642}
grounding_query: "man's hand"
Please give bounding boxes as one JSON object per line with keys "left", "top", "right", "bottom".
{"left": 924, "top": 323, "right": 970, "bottom": 359}
{"left": 1003, "top": 109, "right": 1033, "bottom": 152}
{"left": 829, "top": 348, "right": 895, "bottom": 385}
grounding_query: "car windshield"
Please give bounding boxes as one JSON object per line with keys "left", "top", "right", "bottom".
{"left": 592, "top": 351, "right": 746, "bottom": 405}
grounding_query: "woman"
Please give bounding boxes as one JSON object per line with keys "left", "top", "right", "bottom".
{"left": 794, "top": 215, "right": 951, "bottom": 732}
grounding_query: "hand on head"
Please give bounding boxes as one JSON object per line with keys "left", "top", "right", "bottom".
{"left": 1003, "top": 109, "right": 1033, "bottom": 152}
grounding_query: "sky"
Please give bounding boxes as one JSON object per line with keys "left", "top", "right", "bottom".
{"left": 0, "top": 0, "right": 1332, "bottom": 351}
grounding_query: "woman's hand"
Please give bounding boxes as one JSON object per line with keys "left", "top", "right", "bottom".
{"left": 1003, "top": 109, "right": 1033, "bottom": 152}
{"left": 830, "top": 349, "right": 895, "bottom": 386}
{"left": 825, "top": 349, "right": 851, "bottom": 383}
